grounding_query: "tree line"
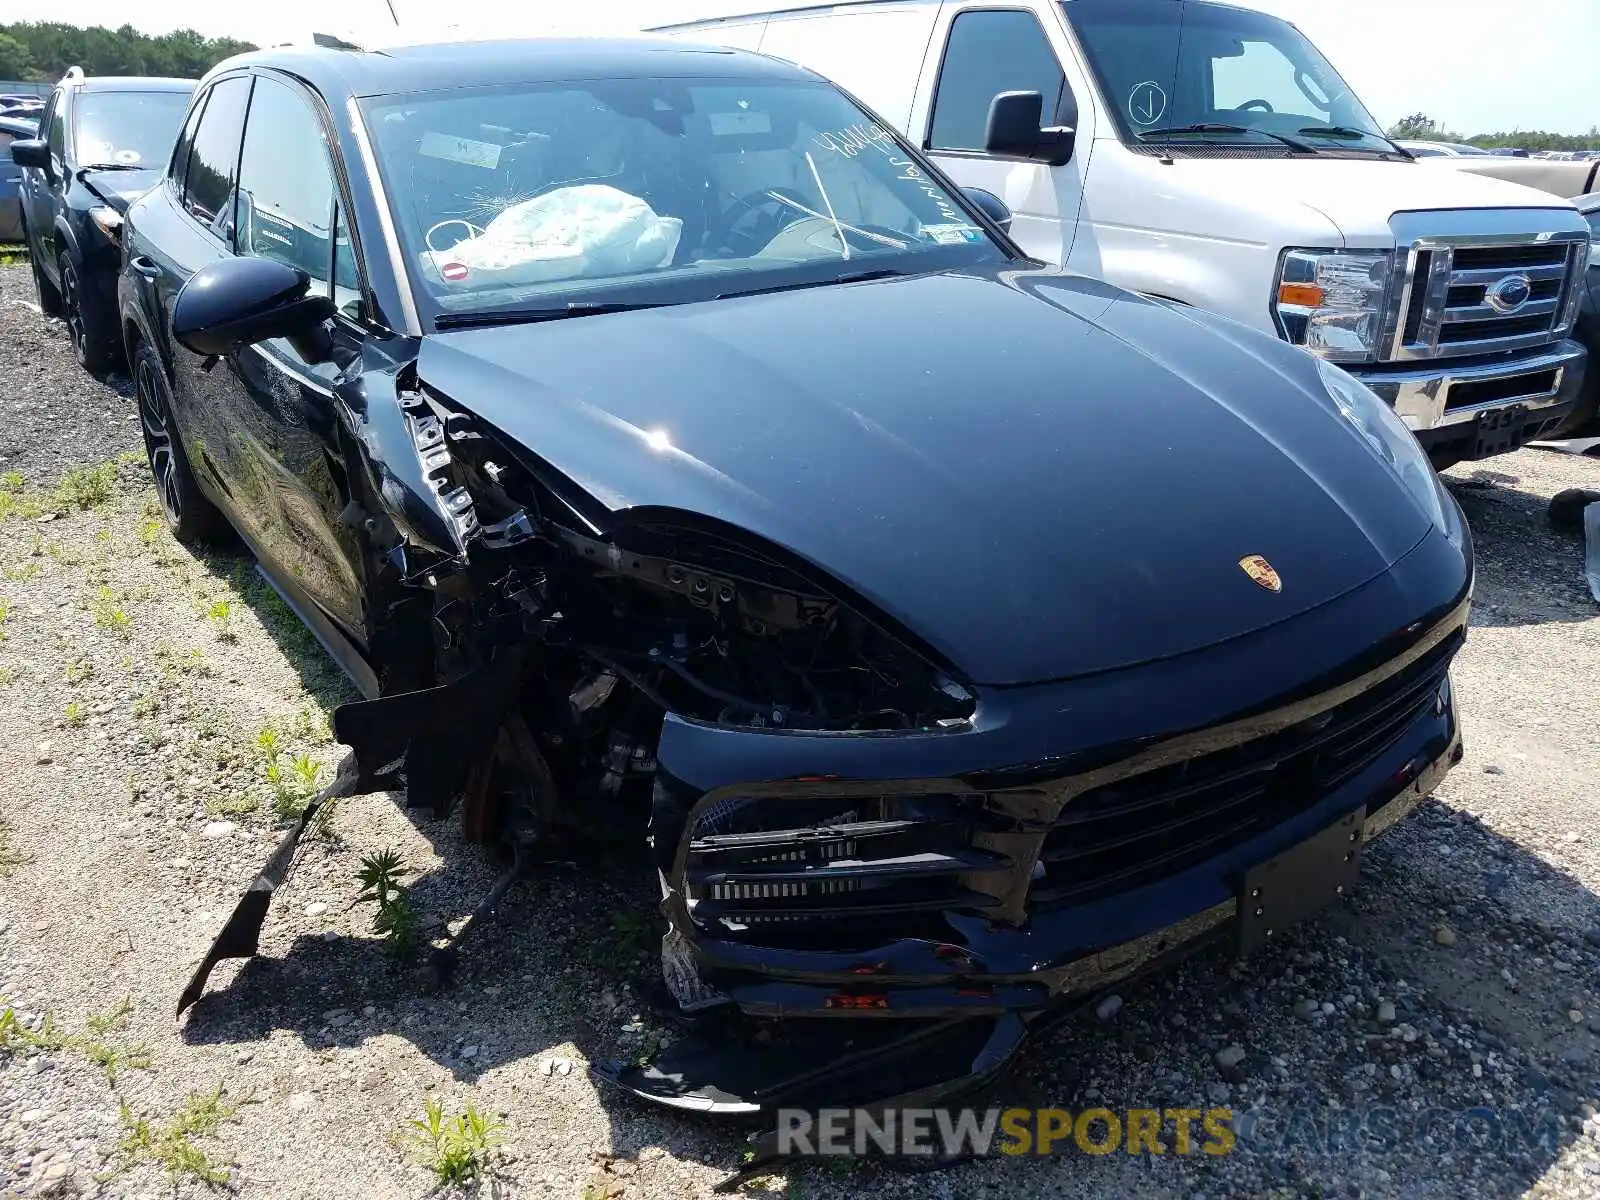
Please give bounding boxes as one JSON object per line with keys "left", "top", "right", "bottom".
{"left": 0, "top": 21, "right": 256, "bottom": 83}
{"left": 1388, "top": 112, "right": 1598, "bottom": 153}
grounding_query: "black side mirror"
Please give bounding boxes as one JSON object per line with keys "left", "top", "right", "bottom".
{"left": 10, "top": 137, "right": 50, "bottom": 175}
{"left": 960, "top": 186, "right": 1013, "bottom": 235}
{"left": 173, "top": 256, "right": 335, "bottom": 361}
{"left": 983, "top": 91, "right": 1075, "bottom": 166}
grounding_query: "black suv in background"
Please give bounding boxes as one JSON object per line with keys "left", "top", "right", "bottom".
{"left": 11, "top": 69, "right": 194, "bottom": 372}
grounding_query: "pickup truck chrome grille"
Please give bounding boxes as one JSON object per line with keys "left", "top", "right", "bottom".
{"left": 1385, "top": 211, "right": 1590, "bottom": 362}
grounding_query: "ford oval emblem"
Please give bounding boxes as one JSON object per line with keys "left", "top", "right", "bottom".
{"left": 1485, "top": 273, "right": 1533, "bottom": 315}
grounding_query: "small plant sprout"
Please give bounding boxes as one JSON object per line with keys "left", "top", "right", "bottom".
{"left": 114, "top": 1085, "right": 242, "bottom": 1186}
{"left": 205, "top": 599, "right": 236, "bottom": 642}
{"left": 91, "top": 586, "right": 132, "bottom": 636}
{"left": 404, "top": 1098, "right": 502, "bottom": 1187}
{"left": 357, "top": 848, "right": 420, "bottom": 955}
{"left": 62, "top": 701, "right": 87, "bottom": 727}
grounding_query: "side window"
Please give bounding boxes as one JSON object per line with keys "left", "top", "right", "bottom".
{"left": 234, "top": 75, "right": 337, "bottom": 297}
{"left": 45, "top": 91, "right": 66, "bottom": 163}
{"left": 1210, "top": 41, "right": 1326, "bottom": 120}
{"left": 182, "top": 75, "right": 251, "bottom": 239}
{"left": 331, "top": 202, "right": 363, "bottom": 319}
{"left": 169, "top": 91, "right": 209, "bottom": 196}
{"left": 1586, "top": 212, "right": 1600, "bottom": 242}
{"left": 929, "top": 10, "right": 1068, "bottom": 153}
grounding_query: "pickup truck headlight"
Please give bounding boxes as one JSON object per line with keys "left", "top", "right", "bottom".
{"left": 1275, "top": 250, "right": 1395, "bottom": 363}
{"left": 1317, "top": 357, "right": 1447, "bottom": 530}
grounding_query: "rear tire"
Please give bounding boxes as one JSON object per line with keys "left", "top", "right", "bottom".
{"left": 22, "top": 215, "right": 63, "bottom": 317}
{"left": 58, "top": 251, "right": 119, "bottom": 374}
{"left": 132, "top": 339, "right": 228, "bottom": 544}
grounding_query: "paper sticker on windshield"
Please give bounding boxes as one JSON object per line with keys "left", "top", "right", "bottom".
{"left": 419, "top": 131, "right": 502, "bottom": 170}
{"left": 709, "top": 110, "right": 772, "bottom": 136}
{"left": 440, "top": 262, "right": 469, "bottom": 283}
{"left": 1127, "top": 81, "right": 1168, "bottom": 127}
{"left": 922, "top": 223, "right": 983, "bottom": 245}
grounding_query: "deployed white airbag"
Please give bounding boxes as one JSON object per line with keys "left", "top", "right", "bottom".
{"left": 422, "top": 184, "right": 682, "bottom": 289}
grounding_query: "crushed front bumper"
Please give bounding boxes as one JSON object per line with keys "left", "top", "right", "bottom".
{"left": 596, "top": 528, "right": 1472, "bottom": 1115}
{"left": 1353, "top": 339, "right": 1586, "bottom": 467}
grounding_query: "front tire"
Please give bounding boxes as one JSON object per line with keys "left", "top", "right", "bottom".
{"left": 133, "top": 339, "right": 228, "bottom": 544}
{"left": 58, "top": 251, "right": 120, "bottom": 374}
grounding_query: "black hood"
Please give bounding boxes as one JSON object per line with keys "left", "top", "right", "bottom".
{"left": 78, "top": 166, "right": 161, "bottom": 213}
{"left": 416, "top": 267, "right": 1434, "bottom": 686}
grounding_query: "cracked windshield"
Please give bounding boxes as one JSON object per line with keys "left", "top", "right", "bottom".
{"left": 1066, "top": 0, "right": 1392, "bottom": 152}
{"left": 359, "top": 77, "right": 1006, "bottom": 320}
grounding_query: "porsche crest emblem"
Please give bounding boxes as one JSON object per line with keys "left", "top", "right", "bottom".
{"left": 1238, "top": 555, "right": 1282, "bottom": 593}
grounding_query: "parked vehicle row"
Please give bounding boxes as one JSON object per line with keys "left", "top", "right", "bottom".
{"left": 654, "top": 0, "right": 1594, "bottom": 465}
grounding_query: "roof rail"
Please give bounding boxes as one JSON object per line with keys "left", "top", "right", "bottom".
{"left": 60, "top": 65, "right": 85, "bottom": 82}
{"left": 312, "top": 32, "right": 367, "bottom": 51}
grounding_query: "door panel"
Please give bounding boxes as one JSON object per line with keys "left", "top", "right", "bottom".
{"left": 214, "top": 73, "right": 369, "bottom": 639}
{"left": 159, "top": 75, "right": 253, "bottom": 521}
{"left": 21, "top": 87, "right": 66, "bottom": 274}
{"left": 917, "top": 3, "right": 1096, "bottom": 265}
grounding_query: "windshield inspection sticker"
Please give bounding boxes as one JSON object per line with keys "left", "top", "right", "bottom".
{"left": 922, "top": 223, "right": 984, "bottom": 245}
{"left": 1127, "top": 81, "right": 1168, "bottom": 127}
{"left": 419, "top": 131, "right": 503, "bottom": 170}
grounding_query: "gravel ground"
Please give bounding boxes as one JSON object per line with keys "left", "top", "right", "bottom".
{"left": 0, "top": 269, "right": 137, "bottom": 488}
{"left": 1, "top": 261, "right": 1599, "bottom": 1199}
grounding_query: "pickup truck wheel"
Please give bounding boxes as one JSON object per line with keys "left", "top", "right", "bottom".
{"left": 22, "top": 217, "right": 63, "bottom": 317}
{"left": 133, "top": 340, "right": 228, "bottom": 544}
{"left": 1548, "top": 386, "right": 1599, "bottom": 438}
{"left": 58, "top": 251, "right": 119, "bottom": 374}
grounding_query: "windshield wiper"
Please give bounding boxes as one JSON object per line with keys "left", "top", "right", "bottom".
{"left": 1296, "top": 126, "right": 1414, "bottom": 157}
{"left": 77, "top": 162, "right": 147, "bottom": 172}
{"left": 1137, "top": 123, "right": 1318, "bottom": 153}
{"left": 715, "top": 267, "right": 910, "bottom": 300}
{"left": 433, "top": 301, "right": 673, "bottom": 330}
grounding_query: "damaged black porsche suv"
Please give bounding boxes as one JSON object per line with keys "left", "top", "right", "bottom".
{"left": 120, "top": 36, "right": 1472, "bottom": 1115}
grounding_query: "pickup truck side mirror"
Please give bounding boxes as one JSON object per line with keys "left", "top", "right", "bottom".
{"left": 984, "top": 91, "right": 1075, "bottom": 166}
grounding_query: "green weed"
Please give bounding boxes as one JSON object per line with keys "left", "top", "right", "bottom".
{"left": 357, "top": 848, "right": 419, "bottom": 956}
{"left": 91, "top": 586, "right": 132, "bottom": 636}
{"left": 403, "top": 1099, "right": 501, "bottom": 1188}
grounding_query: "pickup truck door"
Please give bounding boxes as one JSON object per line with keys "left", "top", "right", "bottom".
{"left": 911, "top": 2, "right": 1096, "bottom": 265}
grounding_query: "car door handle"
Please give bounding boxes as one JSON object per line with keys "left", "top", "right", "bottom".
{"left": 129, "top": 256, "right": 161, "bottom": 279}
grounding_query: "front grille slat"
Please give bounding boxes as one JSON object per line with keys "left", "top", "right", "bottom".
{"left": 691, "top": 882, "right": 1003, "bottom": 923}
{"left": 1394, "top": 235, "right": 1581, "bottom": 360}
{"left": 1030, "top": 632, "right": 1461, "bottom": 910}
{"left": 689, "top": 845, "right": 1011, "bottom": 887}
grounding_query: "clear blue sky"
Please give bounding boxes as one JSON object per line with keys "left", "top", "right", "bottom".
{"left": 4, "top": 0, "right": 1594, "bottom": 135}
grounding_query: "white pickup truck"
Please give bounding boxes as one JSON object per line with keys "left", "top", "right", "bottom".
{"left": 651, "top": 0, "right": 1593, "bottom": 466}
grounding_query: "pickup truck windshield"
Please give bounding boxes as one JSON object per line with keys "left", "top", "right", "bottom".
{"left": 73, "top": 90, "right": 190, "bottom": 169}
{"left": 1064, "top": 0, "right": 1391, "bottom": 153}
{"left": 359, "top": 76, "right": 1006, "bottom": 324}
